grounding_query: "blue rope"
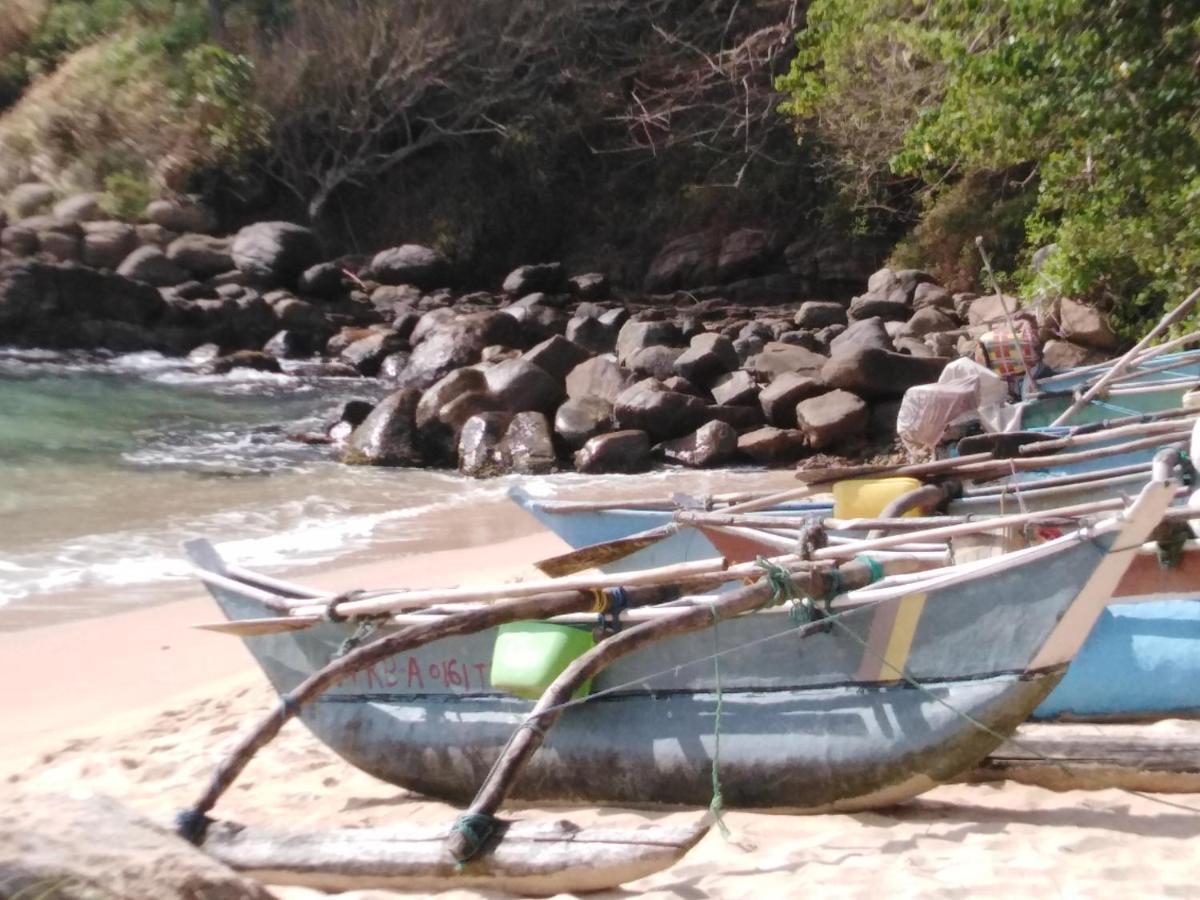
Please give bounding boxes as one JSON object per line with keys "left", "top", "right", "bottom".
{"left": 451, "top": 812, "right": 501, "bottom": 867}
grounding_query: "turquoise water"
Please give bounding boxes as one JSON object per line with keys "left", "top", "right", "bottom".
{"left": 0, "top": 349, "right": 789, "bottom": 627}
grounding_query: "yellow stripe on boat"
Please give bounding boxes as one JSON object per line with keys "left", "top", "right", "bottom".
{"left": 879, "top": 593, "right": 926, "bottom": 681}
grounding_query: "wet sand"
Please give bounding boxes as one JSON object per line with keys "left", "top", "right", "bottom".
{"left": 4, "top": 529, "right": 1200, "bottom": 898}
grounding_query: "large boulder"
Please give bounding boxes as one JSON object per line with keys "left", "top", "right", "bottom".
{"left": 144, "top": 198, "right": 218, "bottom": 233}
{"left": 575, "top": 429, "right": 652, "bottom": 473}
{"left": 458, "top": 411, "right": 512, "bottom": 477}
{"left": 628, "top": 345, "right": 685, "bottom": 380}
{"left": 616, "top": 319, "right": 683, "bottom": 366}
{"left": 1059, "top": 296, "right": 1120, "bottom": 350}
{"left": 674, "top": 332, "right": 739, "bottom": 385}
{"left": 0, "top": 790, "right": 273, "bottom": 900}
{"left": 368, "top": 244, "right": 448, "bottom": 289}
{"left": 716, "top": 228, "right": 769, "bottom": 282}
{"left": 913, "top": 282, "right": 955, "bottom": 312}
{"left": 710, "top": 369, "right": 760, "bottom": 407}
{"left": 821, "top": 346, "right": 949, "bottom": 399}
{"left": 746, "top": 342, "right": 828, "bottom": 382}
{"left": 565, "top": 314, "right": 619, "bottom": 354}
{"left": 736, "top": 426, "right": 807, "bottom": 464}
{"left": 167, "top": 234, "right": 233, "bottom": 276}
{"left": 502, "top": 411, "right": 557, "bottom": 473}
{"left": 1043, "top": 338, "right": 1109, "bottom": 370}
{"left": 231, "top": 221, "right": 320, "bottom": 286}
{"left": 81, "top": 221, "right": 138, "bottom": 268}
{"left": 830, "top": 316, "right": 894, "bottom": 354}
{"left": 848, "top": 294, "right": 910, "bottom": 322}
{"left": 656, "top": 419, "right": 737, "bottom": 467}
{"left": 210, "top": 349, "right": 282, "bottom": 374}
{"left": 794, "top": 301, "right": 848, "bottom": 330}
{"left": 554, "top": 396, "right": 613, "bottom": 450}
{"left": 399, "top": 311, "right": 525, "bottom": 390}
{"left": 795, "top": 389, "right": 869, "bottom": 450}
{"left": 565, "top": 355, "right": 631, "bottom": 404}
{"left": 485, "top": 357, "right": 565, "bottom": 415}
{"left": 52, "top": 192, "right": 103, "bottom": 223}
{"left": 343, "top": 388, "right": 424, "bottom": 466}
{"left": 966, "top": 293, "right": 1022, "bottom": 327}
{"left": 613, "top": 379, "right": 711, "bottom": 441}
{"left": 7, "top": 182, "right": 54, "bottom": 218}
{"left": 759, "top": 372, "right": 825, "bottom": 427}
{"left": 568, "top": 271, "right": 609, "bottom": 299}
{"left": 899, "top": 306, "right": 959, "bottom": 340}
{"left": 1, "top": 223, "right": 37, "bottom": 256}
{"left": 644, "top": 231, "right": 719, "bottom": 293}
{"left": 523, "top": 334, "right": 590, "bottom": 382}
{"left": 341, "top": 330, "right": 409, "bottom": 376}
{"left": 503, "top": 262, "right": 564, "bottom": 295}
{"left": 299, "top": 262, "right": 349, "bottom": 300}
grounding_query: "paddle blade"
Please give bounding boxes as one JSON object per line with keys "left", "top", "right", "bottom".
{"left": 193, "top": 615, "right": 320, "bottom": 636}
{"left": 533, "top": 524, "right": 678, "bottom": 577}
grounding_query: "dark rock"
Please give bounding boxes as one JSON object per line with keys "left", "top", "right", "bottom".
{"left": 705, "top": 403, "right": 765, "bottom": 431}
{"left": 522, "top": 334, "right": 590, "bottom": 382}
{"left": 0, "top": 790, "right": 273, "bottom": 900}
{"left": 900, "top": 306, "right": 960, "bottom": 340}
{"left": 1060, "top": 297, "right": 1120, "bottom": 350}
{"left": 849, "top": 295, "right": 911, "bottom": 322}
{"left": 210, "top": 350, "right": 282, "bottom": 374}
{"left": 739, "top": 321, "right": 775, "bottom": 343}
{"left": 263, "top": 329, "right": 311, "bottom": 358}
{"left": 1043, "top": 338, "right": 1108, "bottom": 370}
{"left": 924, "top": 331, "right": 961, "bottom": 357}
{"left": 167, "top": 234, "right": 233, "bottom": 276}
{"left": 502, "top": 411, "right": 557, "bottom": 473}
{"left": 231, "top": 221, "right": 320, "bottom": 287}
{"left": 777, "top": 330, "right": 828, "bottom": 354}
{"left": 867, "top": 267, "right": 934, "bottom": 303}
{"left": 52, "top": 193, "right": 103, "bottom": 222}
{"left": 821, "top": 346, "right": 950, "bottom": 399}
{"left": 794, "top": 301, "right": 848, "bottom": 329}
{"left": 81, "top": 221, "right": 138, "bottom": 268}
{"left": 500, "top": 301, "right": 569, "bottom": 343}
{"left": 410, "top": 307, "right": 457, "bottom": 345}
{"left": 830, "top": 317, "right": 894, "bottom": 354}
{"left": 656, "top": 420, "right": 737, "bottom": 468}
{"left": 37, "top": 228, "right": 82, "bottom": 262}
{"left": 568, "top": 272, "right": 610, "bottom": 299}
{"left": 378, "top": 350, "right": 411, "bottom": 380}
{"left": 485, "top": 357, "right": 565, "bottom": 415}
{"left": 737, "top": 427, "right": 807, "bottom": 464}
{"left": 629, "top": 345, "right": 685, "bottom": 380}
{"left": 503, "top": 262, "right": 564, "bottom": 295}
{"left": 759, "top": 372, "right": 825, "bottom": 427}
{"left": 616, "top": 319, "right": 683, "bottom": 366}
{"left": 710, "top": 369, "right": 759, "bottom": 406}
{"left": 575, "top": 429, "right": 652, "bottom": 473}
{"left": 660, "top": 375, "right": 702, "bottom": 397}
{"left": 1, "top": 224, "right": 37, "bottom": 256}
{"left": 613, "top": 379, "right": 710, "bottom": 441}
{"left": 966, "top": 293, "right": 1022, "bottom": 327}
{"left": 298, "top": 262, "right": 348, "bottom": 300}
{"left": 368, "top": 244, "right": 448, "bottom": 289}
{"left": 7, "top": 182, "right": 54, "bottom": 218}
{"left": 565, "top": 314, "right": 618, "bottom": 354}
{"left": 868, "top": 399, "right": 903, "bottom": 442}
{"left": 343, "top": 388, "right": 424, "bottom": 466}
{"left": 399, "top": 311, "right": 525, "bottom": 390}
{"left": 598, "top": 307, "right": 630, "bottom": 330}
{"left": 716, "top": 228, "right": 769, "bottom": 282}
{"left": 644, "top": 231, "right": 719, "bottom": 293}
{"left": 187, "top": 342, "right": 221, "bottom": 363}
{"left": 458, "top": 411, "right": 512, "bottom": 477}
{"left": 339, "top": 399, "right": 376, "bottom": 427}
{"left": 136, "top": 223, "right": 176, "bottom": 246}
{"left": 565, "top": 355, "right": 631, "bottom": 403}
{"left": 145, "top": 198, "right": 218, "bottom": 234}
{"left": 341, "top": 330, "right": 409, "bottom": 376}
{"left": 747, "top": 342, "right": 828, "bottom": 382}
{"left": 913, "top": 282, "right": 954, "bottom": 311}
{"left": 733, "top": 334, "right": 765, "bottom": 362}
{"left": 795, "top": 389, "right": 868, "bottom": 450}
{"left": 554, "top": 396, "right": 613, "bottom": 450}
{"left": 673, "top": 332, "right": 738, "bottom": 385}
{"left": 481, "top": 344, "right": 522, "bottom": 364}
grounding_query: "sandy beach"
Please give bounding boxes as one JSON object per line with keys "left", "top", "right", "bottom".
{"left": 5, "top": 529, "right": 1200, "bottom": 899}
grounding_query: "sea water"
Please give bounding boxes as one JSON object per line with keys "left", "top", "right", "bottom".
{"left": 0, "top": 349, "right": 787, "bottom": 629}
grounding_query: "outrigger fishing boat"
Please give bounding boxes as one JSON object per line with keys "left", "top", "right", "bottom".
{"left": 179, "top": 454, "right": 1179, "bottom": 892}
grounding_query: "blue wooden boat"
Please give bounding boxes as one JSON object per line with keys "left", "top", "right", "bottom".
{"left": 187, "top": 474, "right": 1174, "bottom": 811}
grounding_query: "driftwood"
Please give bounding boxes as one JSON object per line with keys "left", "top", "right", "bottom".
{"left": 444, "top": 558, "right": 880, "bottom": 862}
{"left": 971, "top": 721, "right": 1200, "bottom": 793}
{"left": 1051, "top": 285, "right": 1200, "bottom": 426}
{"left": 202, "top": 817, "right": 709, "bottom": 895}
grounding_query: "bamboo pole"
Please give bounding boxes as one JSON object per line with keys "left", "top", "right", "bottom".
{"left": 1015, "top": 418, "right": 1197, "bottom": 455}
{"left": 1050, "top": 286, "right": 1200, "bottom": 426}
{"left": 1037, "top": 330, "right": 1200, "bottom": 388}
{"left": 793, "top": 452, "right": 996, "bottom": 486}
{"left": 443, "top": 558, "right": 882, "bottom": 862}
{"left": 963, "top": 462, "right": 1150, "bottom": 497}
{"left": 180, "top": 583, "right": 691, "bottom": 832}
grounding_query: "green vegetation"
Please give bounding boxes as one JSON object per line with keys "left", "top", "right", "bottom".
{"left": 780, "top": 0, "right": 1200, "bottom": 335}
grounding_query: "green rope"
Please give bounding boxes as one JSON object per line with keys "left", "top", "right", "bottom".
{"left": 854, "top": 554, "right": 885, "bottom": 584}
{"left": 450, "top": 812, "right": 500, "bottom": 869}
{"left": 707, "top": 603, "right": 731, "bottom": 839}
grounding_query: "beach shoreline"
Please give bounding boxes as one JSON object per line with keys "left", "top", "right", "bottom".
{"left": 5, "top": 527, "right": 1200, "bottom": 898}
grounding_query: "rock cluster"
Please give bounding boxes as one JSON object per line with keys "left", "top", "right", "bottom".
{"left": 0, "top": 184, "right": 1123, "bottom": 477}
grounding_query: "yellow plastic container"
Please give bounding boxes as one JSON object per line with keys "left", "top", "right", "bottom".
{"left": 490, "top": 622, "right": 595, "bottom": 700}
{"left": 831, "top": 477, "right": 923, "bottom": 519}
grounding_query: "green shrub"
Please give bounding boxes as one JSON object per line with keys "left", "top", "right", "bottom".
{"left": 101, "top": 171, "right": 154, "bottom": 220}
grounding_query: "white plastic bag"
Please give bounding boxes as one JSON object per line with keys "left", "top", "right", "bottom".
{"left": 896, "top": 359, "right": 1011, "bottom": 451}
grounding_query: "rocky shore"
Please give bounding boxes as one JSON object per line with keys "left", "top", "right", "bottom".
{"left": 0, "top": 189, "right": 1122, "bottom": 478}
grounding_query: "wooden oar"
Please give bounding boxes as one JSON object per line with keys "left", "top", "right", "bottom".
{"left": 793, "top": 452, "right": 995, "bottom": 485}
{"left": 1051, "top": 285, "right": 1200, "bottom": 426}
{"left": 534, "top": 523, "right": 678, "bottom": 577}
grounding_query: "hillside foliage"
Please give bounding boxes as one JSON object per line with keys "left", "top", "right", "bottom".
{"left": 779, "top": 0, "right": 1200, "bottom": 335}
